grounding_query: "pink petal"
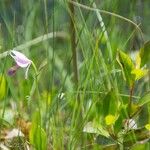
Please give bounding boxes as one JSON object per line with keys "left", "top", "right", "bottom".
{"left": 16, "top": 60, "right": 31, "bottom": 68}
{"left": 10, "top": 50, "right": 31, "bottom": 68}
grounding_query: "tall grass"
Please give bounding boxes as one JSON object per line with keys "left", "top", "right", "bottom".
{"left": 0, "top": 0, "right": 150, "bottom": 149}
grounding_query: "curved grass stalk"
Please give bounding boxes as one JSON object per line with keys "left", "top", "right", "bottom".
{"left": 92, "top": 2, "right": 112, "bottom": 61}
{"left": 69, "top": 0, "right": 79, "bottom": 87}
{"left": 0, "top": 31, "right": 68, "bottom": 59}
{"left": 68, "top": 90, "right": 140, "bottom": 99}
{"left": 69, "top": 0, "right": 144, "bottom": 41}
{"left": 93, "top": 2, "right": 121, "bottom": 101}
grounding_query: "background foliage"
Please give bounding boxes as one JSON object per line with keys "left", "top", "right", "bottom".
{"left": 0, "top": 0, "right": 150, "bottom": 149}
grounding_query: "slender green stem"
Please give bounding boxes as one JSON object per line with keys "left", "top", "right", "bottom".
{"left": 32, "top": 61, "right": 38, "bottom": 76}
{"left": 28, "top": 62, "right": 38, "bottom": 101}
{"left": 0, "top": 31, "right": 68, "bottom": 59}
{"left": 69, "top": 0, "right": 79, "bottom": 87}
{"left": 128, "top": 85, "right": 134, "bottom": 118}
{"left": 93, "top": 2, "right": 112, "bottom": 61}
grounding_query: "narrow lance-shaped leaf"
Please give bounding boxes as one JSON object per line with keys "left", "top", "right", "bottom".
{"left": 102, "top": 91, "right": 118, "bottom": 117}
{"left": 96, "top": 134, "right": 117, "bottom": 147}
{"left": 0, "top": 74, "right": 6, "bottom": 100}
{"left": 131, "top": 69, "right": 148, "bottom": 81}
{"left": 29, "top": 111, "right": 47, "bottom": 150}
{"left": 138, "top": 91, "right": 150, "bottom": 107}
{"left": 139, "top": 41, "right": 150, "bottom": 67}
{"left": 117, "top": 50, "right": 135, "bottom": 87}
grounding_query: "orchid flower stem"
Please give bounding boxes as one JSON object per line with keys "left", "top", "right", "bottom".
{"left": 32, "top": 61, "right": 38, "bottom": 76}
{"left": 28, "top": 62, "right": 38, "bottom": 101}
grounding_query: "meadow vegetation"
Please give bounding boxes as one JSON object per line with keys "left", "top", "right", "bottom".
{"left": 0, "top": 0, "right": 150, "bottom": 149}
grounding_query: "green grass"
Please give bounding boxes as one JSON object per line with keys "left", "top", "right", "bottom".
{"left": 0, "top": 0, "right": 150, "bottom": 149}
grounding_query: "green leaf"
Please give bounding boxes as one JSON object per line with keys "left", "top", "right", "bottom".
{"left": 117, "top": 50, "right": 135, "bottom": 87}
{"left": 0, "top": 117, "right": 12, "bottom": 128}
{"left": 139, "top": 41, "right": 150, "bottom": 67}
{"left": 96, "top": 135, "right": 116, "bottom": 146}
{"left": 83, "top": 122, "right": 109, "bottom": 137}
{"left": 138, "top": 91, "right": 150, "bottom": 107}
{"left": 29, "top": 111, "right": 47, "bottom": 150}
{"left": 123, "top": 127, "right": 150, "bottom": 148}
{"left": 0, "top": 74, "right": 6, "bottom": 100}
{"left": 102, "top": 91, "right": 118, "bottom": 117}
{"left": 113, "top": 113, "right": 125, "bottom": 134}
{"left": 131, "top": 69, "right": 148, "bottom": 81}
{"left": 131, "top": 143, "right": 149, "bottom": 150}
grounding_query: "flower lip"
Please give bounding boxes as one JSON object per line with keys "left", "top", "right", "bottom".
{"left": 10, "top": 50, "right": 32, "bottom": 68}
{"left": 9, "top": 50, "right": 32, "bottom": 79}
{"left": 7, "top": 64, "right": 20, "bottom": 76}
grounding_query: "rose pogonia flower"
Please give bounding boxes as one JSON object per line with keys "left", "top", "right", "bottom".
{"left": 8, "top": 50, "right": 32, "bottom": 79}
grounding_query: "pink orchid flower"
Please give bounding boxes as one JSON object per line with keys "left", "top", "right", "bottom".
{"left": 8, "top": 50, "right": 32, "bottom": 79}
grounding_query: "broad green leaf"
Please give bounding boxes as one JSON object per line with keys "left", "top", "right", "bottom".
{"left": 130, "top": 103, "right": 140, "bottom": 116}
{"left": 113, "top": 114, "right": 124, "bottom": 134}
{"left": 29, "top": 111, "right": 47, "bottom": 150}
{"left": 117, "top": 50, "right": 135, "bottom": 86}
{"left": 139, "top": 41, "right": 150, "bottom": 67}
{"left": 138, "top": 92, "right": 150, "bottom": 107}
{"left": 30, "top": 126, "right": 47, "bottom": 150}
{"left": 131, "top": 69, "right": 148, "bottom": 81}
{"left": 83, "top": 122, "right": 109, "bottom": 137}
{"left": 102, "top": 91, "right": 118, "bottom": 117}
{"left": 96, "top": 135, "right": 117, "bottom": 146}
{"left": 0, "top": 74, "right": 6, "bottom": 100}
{"left": 131, "top": 143, "right": 149, "bottom": 150}
{"left": 41, "top": 91, "right": 51, "bottom": 105}
{"left": 123, "top": 127, "right": 150, "bottom": 148}
{"left": 83, "top": 122, "right": 100, "bottom": 134}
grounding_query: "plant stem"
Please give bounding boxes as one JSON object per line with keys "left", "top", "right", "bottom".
{"left": 28, "top": 62, "right": 38, "bottom": 101}
{"left": 68, "top": 1, "right": 84, "bottom": 147}
{"left": 69, "top": 0, "right": 78, "bottom": 88}
{"left": 128, "top": 85, "right": 134, "bottom": 118}
{"left": 0, "top": 31, "right": 68, "bottom": 59}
